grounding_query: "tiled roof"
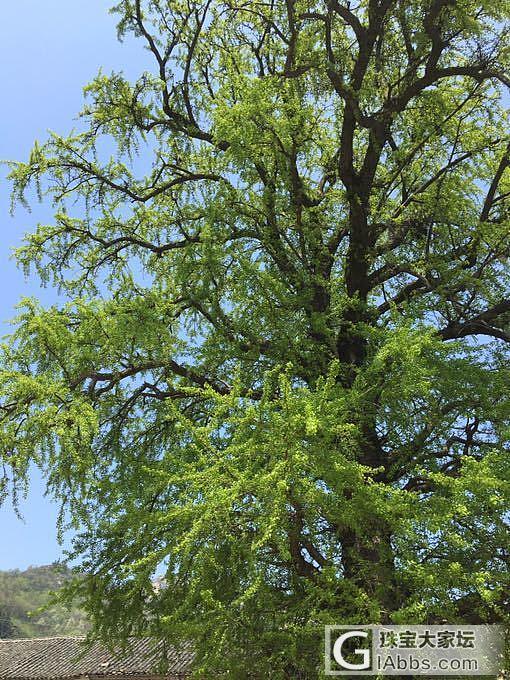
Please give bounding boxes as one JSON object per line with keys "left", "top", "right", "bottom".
{"left": 0, "top": 636, "right": 193, "bottom": 679}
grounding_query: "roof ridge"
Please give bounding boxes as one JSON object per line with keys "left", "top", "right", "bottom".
{"left": 0, "top": 636, "right": 87, "bottom": 642}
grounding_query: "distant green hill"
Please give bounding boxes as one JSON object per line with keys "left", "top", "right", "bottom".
{"left": 0, "top": 564, "right": 89, "bottom": 638}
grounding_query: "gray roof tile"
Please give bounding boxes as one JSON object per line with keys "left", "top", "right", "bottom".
{"left": 0, "top": 637, "right": 193, "bottom": 679}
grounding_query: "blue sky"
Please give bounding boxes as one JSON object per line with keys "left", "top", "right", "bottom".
{"left": 0, "top": 1, "right": 149, "bottom": 570}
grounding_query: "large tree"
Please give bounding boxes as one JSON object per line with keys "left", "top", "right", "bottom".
{"left": 1, "top": 0, "right": 509, "bottom": 676}
{"left": 0, "top": 606, "right": 16, "bottom": 639}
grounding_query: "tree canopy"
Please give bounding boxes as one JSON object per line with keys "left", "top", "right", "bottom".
{"left": 1, "top": 0, "right": 509, "bottom": 676}
{"left": 0, "top": 606, "right": 16, "bottom": 640}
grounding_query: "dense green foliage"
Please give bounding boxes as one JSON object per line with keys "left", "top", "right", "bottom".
{"left": 0, "top": 605, "right": 17, "bottom": 639}
{"left": 0, "top": 565, "right": 88, "bottom": 638}
{"left": 1, "top": 0, "right": 509, "bottom": 676}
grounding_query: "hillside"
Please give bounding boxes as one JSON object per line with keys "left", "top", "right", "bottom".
{"left": 0, "top": 564, "right": 89, "bottom": 638}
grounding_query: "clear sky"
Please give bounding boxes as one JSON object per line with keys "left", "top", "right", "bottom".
{"left": 0, "top": 1, "right": 149, "bottom": 570}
